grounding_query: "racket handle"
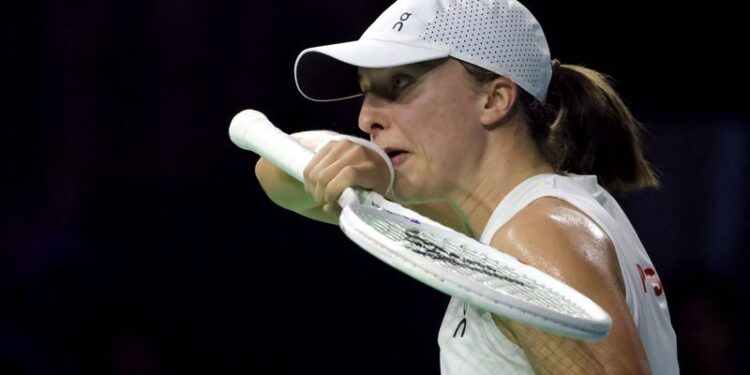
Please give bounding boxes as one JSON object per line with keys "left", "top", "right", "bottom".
{"left": 229, "top": 109, "right": 312, "bottom": 182}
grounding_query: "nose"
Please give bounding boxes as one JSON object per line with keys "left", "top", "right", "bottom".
{"left": 358, "top": 93, "right": 388, "bottom": 136}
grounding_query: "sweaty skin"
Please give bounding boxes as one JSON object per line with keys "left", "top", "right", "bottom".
{"left": 257, "top": 58, "right": 652, "bottom": 374}
{"left": 490, "top": 198, "right": 649, "bottom": 374}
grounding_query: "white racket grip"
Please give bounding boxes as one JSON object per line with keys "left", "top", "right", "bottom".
{"left": 229, "top": 109, "right": 312, "bottom": 182}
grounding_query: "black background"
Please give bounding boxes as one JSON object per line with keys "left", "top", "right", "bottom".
{"left": 3, "top": 0, "right": 748, "bottom": 374}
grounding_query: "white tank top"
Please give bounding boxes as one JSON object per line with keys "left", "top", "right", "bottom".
{"left": 438, "top": 173, "right": 679, "bottom": 375}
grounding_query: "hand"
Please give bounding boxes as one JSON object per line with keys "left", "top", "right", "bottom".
{"left": 303, "top": 139, "right": 391, "bottom": 216}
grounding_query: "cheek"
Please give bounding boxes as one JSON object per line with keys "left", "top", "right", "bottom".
{"left": 420, "top": 96, "right": 477, "bottom": 157}
{"left": 412, "top": 89, "right": 473, "bottom": 131}
{"left": 391, "top": 78, "right": 480, "bottom": 197}
{"left": 405, "top": 105, "right": 476, "bottom": 191}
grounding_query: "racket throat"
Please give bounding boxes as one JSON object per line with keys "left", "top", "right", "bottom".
{"left": 338, "top": 188, "right": 362, "bottom": 207}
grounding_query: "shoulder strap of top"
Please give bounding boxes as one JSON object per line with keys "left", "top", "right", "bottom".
{"left": 479, "top": 173, "right": 556, "bottom": 244}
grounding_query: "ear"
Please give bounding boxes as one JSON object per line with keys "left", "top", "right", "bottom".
{"left": 478, "top": 76, "right": 518, "bottom": 127}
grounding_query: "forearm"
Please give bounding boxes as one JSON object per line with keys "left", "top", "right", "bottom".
{"left": 255, "top": 157, "right": 314, "bottom": 211}
{"left": 253, "top": 130, "right": 468, "bottom": 229}
{"left": 254, "top": 130, "right": 341, "bottom": 224}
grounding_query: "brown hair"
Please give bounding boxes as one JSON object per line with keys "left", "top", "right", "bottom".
{"left": 460, "top": 60, "right": 659, "bottom": 195}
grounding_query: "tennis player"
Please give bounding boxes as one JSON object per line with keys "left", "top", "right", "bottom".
{"left": 255, "top": 0, "right": 678, "bottom": 373}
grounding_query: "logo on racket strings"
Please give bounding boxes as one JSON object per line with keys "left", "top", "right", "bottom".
{"left": 403, "top": 228, "right": 527, "bottom": 287}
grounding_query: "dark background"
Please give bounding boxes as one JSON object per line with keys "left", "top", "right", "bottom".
{"left": 3, "top": 0, "right": 748, "bottom": 374}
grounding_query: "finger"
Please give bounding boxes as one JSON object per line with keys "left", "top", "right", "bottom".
{"left": 303, "top": 141, "right": 340, "bottom": 188}
{"left": 304, "top": 141, "right": 342, "bottom": 197}
{"left": 341, "top": 145, "right": 390, "bottom": 193}
{"left": 324, "top": 165, "right": 359, "bottom": 205}
{"left": 322, "top": 202, "right": 341, "bottom": 216}
{"left": 308, "top": 141, "right": 354, "bottom": 202}
{"left": 314, "top": 157, "right": 351, "bottom": 204}
{"left": 308, "top": 140, "right": 383, "bottom": 204}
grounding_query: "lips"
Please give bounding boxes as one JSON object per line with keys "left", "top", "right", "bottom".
{"left": 384, "top": 147, "right": 410, "bottom": 167}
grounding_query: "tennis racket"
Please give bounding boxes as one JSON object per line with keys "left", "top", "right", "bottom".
{"left": 229, "top": 109, "right": 612, "bottom": 341}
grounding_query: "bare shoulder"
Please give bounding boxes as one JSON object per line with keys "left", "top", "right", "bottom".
{"left": 489, "top": 197, "right": 651, "bottom": 374}
{"left": 490, "top": 197, "right": 624, "bottom": 292}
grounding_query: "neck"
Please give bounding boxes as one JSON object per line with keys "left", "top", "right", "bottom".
{"left": 446, "top": 124, "right": 554, "bottom": 239}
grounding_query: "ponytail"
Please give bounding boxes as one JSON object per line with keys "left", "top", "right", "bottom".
{"left": 460, "top": 59, "right": 659, "bottom": 196}
{"left": 529, "top": 64, "right": 659, "bottom": 195}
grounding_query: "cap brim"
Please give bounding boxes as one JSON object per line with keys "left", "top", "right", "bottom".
{"left": 294, "top": 39, "right": 450, "bottom": 102}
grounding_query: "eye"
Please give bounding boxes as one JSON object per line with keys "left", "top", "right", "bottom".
{"left": 391, "top": 74, "right": 413, "bottom": 90}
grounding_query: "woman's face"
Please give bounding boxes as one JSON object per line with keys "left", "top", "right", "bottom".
{"left": 357, "top": 58, "right": 488, "bottom": 203}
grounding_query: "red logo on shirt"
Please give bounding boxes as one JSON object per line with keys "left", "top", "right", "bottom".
{"left": 637, "top": 264, "right": 663, "bottom": 297}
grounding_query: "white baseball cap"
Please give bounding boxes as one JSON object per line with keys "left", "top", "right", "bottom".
{"left": 294, "top": 0, "right": 552, "bottom": 103}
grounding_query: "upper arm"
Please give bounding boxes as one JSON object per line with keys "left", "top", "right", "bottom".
{"left": 489, "top": 197, "right": 651, "bottom": 374}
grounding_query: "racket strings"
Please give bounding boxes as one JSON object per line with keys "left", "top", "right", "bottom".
{"left": 362, "top": 211, "right": 590, "bottom": 319}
